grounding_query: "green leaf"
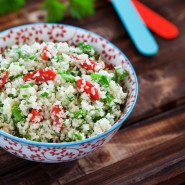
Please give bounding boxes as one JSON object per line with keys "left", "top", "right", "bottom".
{"left": 100, "top": 92, "right": 113, "bottom": 104}
{"left": 20, "top": 83, "right": 34, "bottom": 89}
{"left": 73, "top": 109, "right": 86, "bottom": 118}
{"left": 106, "top": 93, "right": 113, "bottom": 104}
{"left": 25, "top": 133, "right": 31, "bottom": 140}
{"left": 101, "top": 75, "right": 109, "bottom": 87}
{"left": 71, "top": 131, "right": 76, "bottom": 141}
{"left": 56, "top": 54, "right": 63, "bottom": 62}
{"left": 42, "top": 0, "right": 67, "bottom": 22}
{"left": 120, "top": 71, "right": 129, "bottom": 80}
{"left": 78, "top": 42, "right": 93, "bottom": 56}
{"left": 113, "top": 66, "right": 129, "bottom": 82}
{"left": 57, "top": 69, "right": 75, "bottom": 83}
{"left": 0, "top": 101, "right": 3, "bottom": 107}
{"left": 8, "top": 94, "right": 16, "bottom": 98}
{"left": 95, "top": 108, "right": 101, "bottom": 112}
{"left": 22, "top": 94, "right": 28, "bottom": 99}
{"left": 27, "top": 53, "right": 37, "bottom": 60}
{"left": 5, "top": 48, "right": 10, "bottom": 53}
{"left": 0, "top": 0, "right": 25, "bottom": 16}
{"left": 91, "top": 72, "right": 101, "bottom": 81}
{"left": 91, "top": 72, "right": 109, "bottom": 87}
{"left": 69, "top": 0, "right": 94, "bottom": 19}
{"left": 77, "top": 133, "right": 83, "bottom": 140}
{"left": 12, "top": 104, "right": 24, "bottom": 122}
{"left": 66, "top": 94, "right": 74, "bottom": 102}
{"left": 41, "top": 92, "right": 49, "bottom": 97}
{"left": 9, "top": 73, "right": 24, "bottom": 81}
{"left": 60, "top": 73, "right": 75, "bottom": 83}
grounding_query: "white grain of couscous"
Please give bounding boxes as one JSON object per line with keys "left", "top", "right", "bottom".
{"left": 0, "top": 42, "right": 128, "bottom": 142}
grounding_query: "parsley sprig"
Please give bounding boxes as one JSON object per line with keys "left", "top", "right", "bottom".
{"left": 0, "top": 0, "right": 95, "bottom": 22}
{"left": 43, "top": 0, "right": 95, "bottom": 22}
{"left": 0, "top": 0, "right": 25, "bottom": 16}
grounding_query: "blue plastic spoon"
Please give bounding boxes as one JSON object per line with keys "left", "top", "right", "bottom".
{"left": 111, "top": 0, "right": 158, "bottom": 56}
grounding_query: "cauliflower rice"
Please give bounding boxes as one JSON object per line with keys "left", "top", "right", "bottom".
{"left": 0, "top": 42, "right": 128, "bottom": 142}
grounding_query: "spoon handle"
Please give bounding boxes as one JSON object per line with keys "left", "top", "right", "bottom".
{"left": 111, "top": 0, "right": 158, "bottom": 56}
{"left": 132, "top": 0, "right": 179, "bottom": 39}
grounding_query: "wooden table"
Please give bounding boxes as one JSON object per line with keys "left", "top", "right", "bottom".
{"left": 1, "top": 0, "right": 185, "bottom": 184}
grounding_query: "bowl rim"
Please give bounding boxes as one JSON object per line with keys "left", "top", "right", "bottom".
{"left": 0, "top": 23, "right": 138, "bottom": 147}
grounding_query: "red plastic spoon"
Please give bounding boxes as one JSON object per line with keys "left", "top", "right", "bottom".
{"left": 132, "top": 0, "right": 179, "bottom": 39}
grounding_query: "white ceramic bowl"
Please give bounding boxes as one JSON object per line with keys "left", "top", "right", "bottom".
{"left": 0, "top": 23, "right": 138, "bottom": 163}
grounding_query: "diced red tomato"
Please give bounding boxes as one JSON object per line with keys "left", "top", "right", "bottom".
{"left": 76, "top": 78, "right": 99, "bottom": 100}
{"left": 42, "top": 46, "right": 49, "bottom": 60}
{"left": 71, "top": 54, "right": 79, "bottom": 60}
{"left": 23, "top": 69, "right": 56, "bottom": 83}
{"left": 80, "top": 59, "right": 99, "bottom": 71}
{"left": 30, "top": 109, "right": 43, "bottom": 123}
{"left": 51, "top": 105, "right": 66, "bottom": 129}
{"left": 0, "top": 69, "right": 8, "bottom": 89}
{"left": 104, "top": 62, "right": 114, "bottom": 70}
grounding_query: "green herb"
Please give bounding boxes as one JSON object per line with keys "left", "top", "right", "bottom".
{"left": 60, "top": 73, "right": 75, "bottom": 83}
{"left": 0, "top": 0, "right": 95, "bottom": 22}
{"left": 66, "top": 94, "right": 74, "bottom": 102}
{"left": 101, "top": 75, "right": 109, "bottom": 87}
{"left": 92, "top": 116, "right": 102, "bottom": 122}
{"left": 20, "top": 83, "right": 34, "bottom": 89}
{"left": 6, "top": 64, "right": 10, "bottom": 69}
{"left": 12, "top": 104, "right": 24, "bottom": 122}
{"left": 13, "top": 122, "right": 22, "bottom": 137}
{"left": 5, "top": 48, "right": 10, "bottom": 53}
{"left": 63, "top": 118, "right": 67, "bottom": 126}
{"left": 42, "top": 0, "right": 67, "bottom": 22}
{"left": 77, "top": 133, "right": 83, "bottom": 140}
{"left": 9, "top": 73, "right": 24, "bottom": 81}
{"left": 41, "top": 92, "right": 49, "bottom": 97}
{"left": 14, "top": 47, "right": 22, "bottom": 56}
{"left": 54, "top": 44, "right": 58, "bottom": 48}
{"left": 120, "top": 71, "right": 129, "bottom": 80}
{"left": 22, "top": 94, "right": 28, "bottom": 99}
{"left": 0, "top": 101, "right": 3, "bottom": 107}
{"left": 69, "top": 0, "right": 94, "bottom": 19}
{"left": 95, "top": 108, "right": 101, "bottom": 112}
{"left": 0, "top": 0, "right": 25, "bottom": 16}
{"left": 78, "top": 42, "right": 93, "bottom": 56}
{"left": 113, "top": 67, "right": 129, "bottom": 82}
{"left": 101, "top": 93, "right": 113, "bottom": 104}
{"left": 70, "top": 70, "right": 75, "bottom": 76}
{"left": 33, "top": 138, "right": 41, "bottom": 142}
{"left": 91, "top": 72, "right": 109, "bottom": 87}
{"left": 71, "top": 131, "right": 76, "bottom": 141}
{"left": 91, "top": 72, "right": 101, "bottom": 81}
{"left": 78, "top": 97, "right": 83, "bottom": 103}
{"left": 106, "top": 93, "right": 113, "bottom": 104}
{"left": 27, "top": 53, "right": 36, "bottom": 60}
{"left": 57, "top": 69, "right": 75, "bottom": 83}
{"left": 8, "top": 94, "right": 16, "bottom": 98}
{"left": 73, "top": 109, "right": 85, "bottom": 118}
{"left": 25, "top": 133, "right": 31, "bottom": 140}
{"left": 56, "top": 54, "right": 63, "bottom": 62}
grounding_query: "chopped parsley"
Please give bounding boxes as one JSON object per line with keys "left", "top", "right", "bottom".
{"left": 41, "top": 92, "right": 49, "bottom": 97}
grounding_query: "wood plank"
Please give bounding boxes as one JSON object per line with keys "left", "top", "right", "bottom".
{"left": 65, "top": 134, "right": 185, "bottom": 185}
{"left": 2, "top": 104, "right": 185, "bottom": 184}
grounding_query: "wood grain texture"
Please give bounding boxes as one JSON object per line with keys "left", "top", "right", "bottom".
{"left": 1, "top": 0, "right": 185, "bottom": 184}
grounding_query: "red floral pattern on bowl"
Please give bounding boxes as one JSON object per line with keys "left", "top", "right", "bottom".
{"left": 0, "top": 23, "right": 138, "bottom": 163}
